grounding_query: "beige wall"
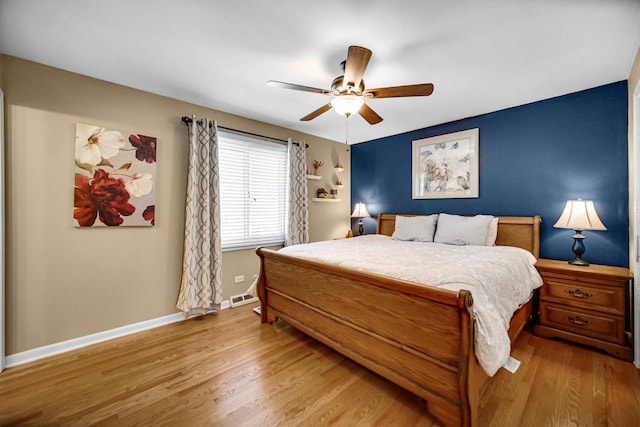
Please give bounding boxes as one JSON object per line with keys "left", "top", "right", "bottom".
{"left": 306, "top": 142, "right": 352, "bottom": 242}
{"left": 0, "top": 54, "right": 350, "bottom": 355}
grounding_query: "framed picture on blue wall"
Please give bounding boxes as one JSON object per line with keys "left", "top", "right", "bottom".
{"left": 412, "top": 128, "right": 479, "bottom": 199}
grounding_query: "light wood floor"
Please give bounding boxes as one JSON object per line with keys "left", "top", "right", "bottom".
{"left": 1, "top": 304, "right": 639, "bottom": 426}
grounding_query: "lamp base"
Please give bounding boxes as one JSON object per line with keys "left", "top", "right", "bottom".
{"left": 568, "top": 258, "right": 590, "bottom": 266}
{"left": 568, "top": 231, "right": 589, "bottom": 267}
{"left": 358, "top": 219, "right": 364, "bottom": 236}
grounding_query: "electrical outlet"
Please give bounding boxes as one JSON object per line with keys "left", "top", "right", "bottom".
{"left": 234, "top": 275, "right": 245, "bottom": 283}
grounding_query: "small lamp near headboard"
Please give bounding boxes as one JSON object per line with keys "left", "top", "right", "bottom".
{"left": 351, "top": 202, "right": 371, "bottom": 236}
{"left": 553, "top": 199, "right": 606, "bottom": 266}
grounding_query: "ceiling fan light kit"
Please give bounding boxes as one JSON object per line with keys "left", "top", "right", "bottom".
{"left": 268, "top": 45, "right": 434, "bottom": 125}
{"left": 331, "top": 95, "right": 364, "bottom": 116}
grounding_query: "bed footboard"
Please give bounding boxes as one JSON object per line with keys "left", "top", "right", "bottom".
{"left": 256, "top": 247, "right": 483, "bottom": 427}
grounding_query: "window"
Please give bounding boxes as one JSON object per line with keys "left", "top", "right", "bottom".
{"left": 218, "top": 130, "right": 287, "bottom": 250}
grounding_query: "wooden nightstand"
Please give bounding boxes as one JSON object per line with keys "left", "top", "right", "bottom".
{"left": 534, "top": 259, "right": 633, "bottom": 361}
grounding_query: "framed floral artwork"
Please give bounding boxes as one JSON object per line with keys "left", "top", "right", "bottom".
{"left": 74, "top": 122, "right": 157, "bottom": 226}
{"left": 412, "top": 128, "right": 479, "bottom": 199}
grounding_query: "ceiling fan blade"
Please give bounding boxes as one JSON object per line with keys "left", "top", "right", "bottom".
{"left": 364, "top": 83, "right": 434, "bottom": 99}
{"left": 300, "top": 103, "right": 333, "bottom": 121}
{"left": 267, "top": 80, "right": 332, "bottom": 95}
{"left": 343, "top": 46, "right": 372, "bottom": 90}
{"left": 358, "top": 103, "right": 383, "bottom": 125}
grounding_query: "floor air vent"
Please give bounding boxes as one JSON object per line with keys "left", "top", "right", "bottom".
{"left": 229, "top": 293, "right": 258, "bottom": 307}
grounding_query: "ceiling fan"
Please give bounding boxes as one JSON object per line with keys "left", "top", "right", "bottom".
{"left": 267, "top": 45, "right": 434, "bottom": 125}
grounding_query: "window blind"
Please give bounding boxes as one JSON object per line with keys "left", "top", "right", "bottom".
{"left": 218, "top": 130, "right": 287, "bottom": 250}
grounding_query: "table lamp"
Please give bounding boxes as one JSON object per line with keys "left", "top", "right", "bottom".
{"left": 351, "top": 202, "right": 370, "bottom": 236}
{"left": 553, "top": 199, "right": 606, "bottom": 266}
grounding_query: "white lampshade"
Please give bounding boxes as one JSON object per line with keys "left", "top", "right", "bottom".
{"left": 553, "top": 200, "right": 606, "bottom": 231}
{"left": 331, "top": 95, "right": 364, "bottom": 116}
{"left": 351, "top": 202, "right": 371, "bottom": 218}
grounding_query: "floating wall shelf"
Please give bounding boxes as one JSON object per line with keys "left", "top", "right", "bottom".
{"left": 306, "top": 175, "right": 322, "bottom": 180}
{"left": 312, "top": 198, "right": 341, "bottom": 203}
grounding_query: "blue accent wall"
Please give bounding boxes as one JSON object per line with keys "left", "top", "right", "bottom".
{"left": 351, "top": 81, "right": 629, "bottom": 267}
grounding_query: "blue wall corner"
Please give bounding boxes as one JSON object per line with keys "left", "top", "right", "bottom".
{"left": 351, "top": 81, "right": 629, "bottom": 267}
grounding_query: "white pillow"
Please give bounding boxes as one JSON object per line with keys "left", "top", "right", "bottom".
{"left": 434, "top": 214, "right": 495, "bottom": 246}
{"left": 485, "top": 216, "right": 499, "bottom": 246}
{"left": 392, "top": 214, "right": 438, "bottom": 242}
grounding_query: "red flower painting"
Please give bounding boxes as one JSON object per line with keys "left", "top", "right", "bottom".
{"left": 75, "top": 123, "right": 157, "bottom": 227}
{"left": 129, "top": 134, "right": 157, "bottom": 163}
{"left": 74, "top": 169, "right": 135, "bottom": 226}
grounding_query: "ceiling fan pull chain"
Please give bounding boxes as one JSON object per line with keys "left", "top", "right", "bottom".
{"left": 345, "top": 116, "right": 349, "bottom": 145}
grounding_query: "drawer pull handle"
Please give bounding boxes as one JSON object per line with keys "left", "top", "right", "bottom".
{"left": 565, "top": 315, "right": 592, "bottom": 326}
{"left": 564, "top": 288, "right": 592, "bottom": 298}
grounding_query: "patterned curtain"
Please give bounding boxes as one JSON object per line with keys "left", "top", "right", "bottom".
{"left": 285, "top": 139, "right": 309, "bottom": 246}
{"left": 176, "top": 116, "right": 223, "bottom": 317}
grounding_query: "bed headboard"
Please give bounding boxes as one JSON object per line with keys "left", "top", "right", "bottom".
{"left": 376, "top": 214, "right": 541, "bottom": 258}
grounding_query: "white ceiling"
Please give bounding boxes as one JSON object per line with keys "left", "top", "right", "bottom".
{"left": 1, "top": 0, "right": 639, "bottom": 144}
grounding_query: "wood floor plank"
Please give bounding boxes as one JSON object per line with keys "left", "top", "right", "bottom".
{"left": 1, "top": 304, "right": 639, "bottom": 426}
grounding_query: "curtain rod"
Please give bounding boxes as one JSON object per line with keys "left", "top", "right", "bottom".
{"left": 181, "top": 116, "right": 307, "bottom": 147}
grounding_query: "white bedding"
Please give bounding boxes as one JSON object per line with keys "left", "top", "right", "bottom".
{"left": 278, "top": 234, "right": 543, "bottom": 376}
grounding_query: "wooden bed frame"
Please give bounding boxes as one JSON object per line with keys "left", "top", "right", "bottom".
{"left": 256, "top": 214, "right": 541, "bottom": 427}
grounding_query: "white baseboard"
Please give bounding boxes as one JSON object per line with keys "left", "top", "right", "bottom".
{"left": 4, "top": 301, "right": 231, "bottom": 369}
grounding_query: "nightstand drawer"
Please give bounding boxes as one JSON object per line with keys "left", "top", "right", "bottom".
{"left": 540, "top": 270, "right": 627, "bottom": 288}
{"left": 539, "top": 276, "right": 625, "bottom": 315}
{"left": 539, "top": 304, "right": 625, "bottom": 344}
